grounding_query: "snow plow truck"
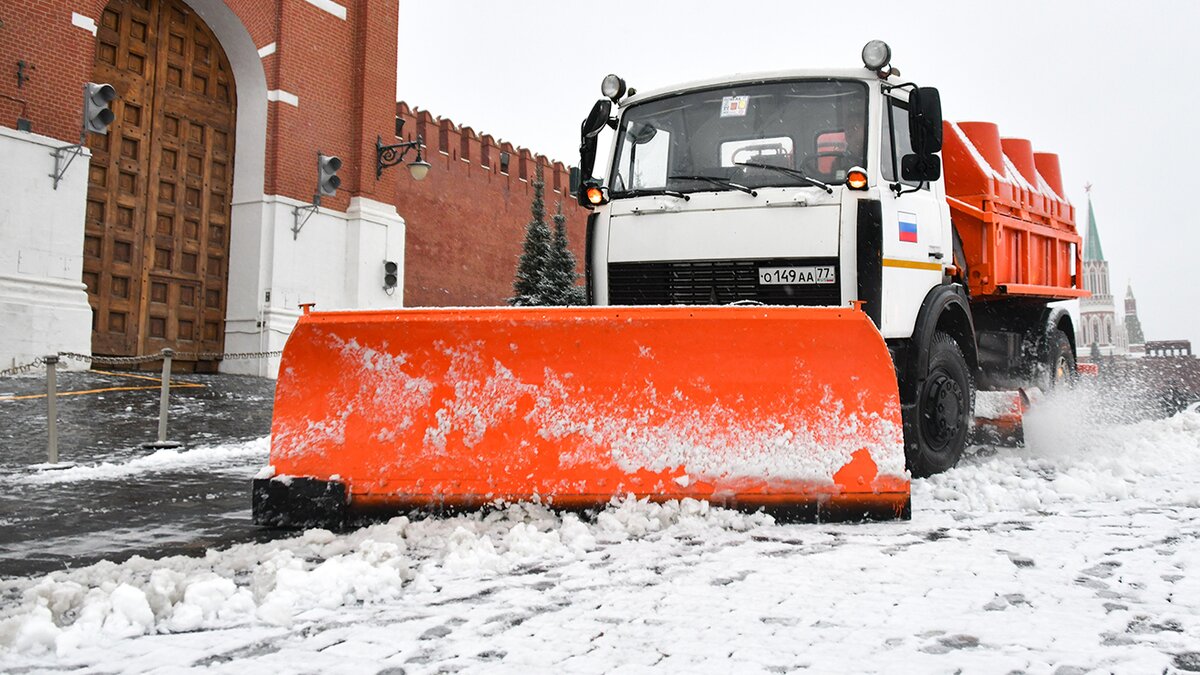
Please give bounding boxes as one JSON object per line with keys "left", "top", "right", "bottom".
{"left": 253, "top": 41, "right": 1086, "bottom": 529}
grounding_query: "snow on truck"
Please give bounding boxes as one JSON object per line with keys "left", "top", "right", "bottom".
{"left": 253, "top": 42, "right": 1087, "bottom": 529}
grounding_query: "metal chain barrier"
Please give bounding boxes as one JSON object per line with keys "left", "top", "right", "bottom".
{"left": 2, "top": 348, "right": 285, "bottom": 374}
{"left": 58, "top": 351, "right": 178, "bottom": 366}
{"left": 4, "top": 348, "right": 284, "bottom": 465}
{"left": 54, "top": 350, "right": 283, "bottom": 364}
{"left": 175, "top": 350, "right": 283, "bottom": 361}
{"left": 0, "top": 358, "right": 46, "bottom": 377}
{"left": 3, "top": 350, "right": 283, "bottom": 377}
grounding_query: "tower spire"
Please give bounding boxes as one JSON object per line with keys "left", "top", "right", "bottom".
{"left": 1083, "top": 191, "right": 1105, "bottom": 262}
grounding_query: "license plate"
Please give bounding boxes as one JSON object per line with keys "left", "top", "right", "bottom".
{"left": 758, "top": 265, "right": 836, "bottom": 285}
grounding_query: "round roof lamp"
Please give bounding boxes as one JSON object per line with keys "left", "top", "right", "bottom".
{"left": 861, "top": 40, "right": 892, "bottom": 71}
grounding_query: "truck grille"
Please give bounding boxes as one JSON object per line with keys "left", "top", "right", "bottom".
{"left": 608, "top": 258, "right": 842, "bottom": 306}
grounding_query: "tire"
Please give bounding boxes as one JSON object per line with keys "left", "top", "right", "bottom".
{"left": 907, "top": 332, "right": 974, "bottom": 478}
{"left": 1040, "top": 329, "right": 1076, "bottom": 391}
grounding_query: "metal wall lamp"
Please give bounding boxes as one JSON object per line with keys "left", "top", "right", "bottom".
{"left": 376, "top": 134, "right": 431, "bottom": 181}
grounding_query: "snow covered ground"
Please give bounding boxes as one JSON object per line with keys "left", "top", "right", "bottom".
{"left": 2, "top": 388, "right": 1199, "bottom": 673}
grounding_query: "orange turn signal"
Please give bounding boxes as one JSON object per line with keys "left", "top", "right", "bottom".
{"left": 586, "top": 186, "right": 606, "bottom": 205}
{"left": 846, "top": 167, "right": 868, "bottom": 190}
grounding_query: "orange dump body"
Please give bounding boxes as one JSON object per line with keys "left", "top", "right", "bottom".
{"left": 267, "top": 306, "right": 909, "bottom": 521}
{"left": 943, "top": 121, "right": 1087, "bottom": 301}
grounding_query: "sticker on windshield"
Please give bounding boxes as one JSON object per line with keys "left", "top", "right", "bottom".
{"left": 721, "top": 95, "right": 749, "bottom": 117}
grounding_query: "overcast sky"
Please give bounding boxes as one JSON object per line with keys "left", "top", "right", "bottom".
{"left": 398, "top": 0, "right": 1200, "bottom": 348}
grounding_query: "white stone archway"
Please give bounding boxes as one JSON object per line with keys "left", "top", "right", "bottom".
{"left": 180, "top": 0, "right": 266, "bottom": 208}
{"left": 175, "top": 0, "right": 273, "bottom": 374}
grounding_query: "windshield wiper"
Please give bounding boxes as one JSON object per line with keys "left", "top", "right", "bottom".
{"left": 611, "top": 188, "right": 691, "bottom": 201}
{"left": 734, "top": 161, "right": 834, "bottom": 194}
{"left": 668, "top": 174, "right": 758, "bottom": 197}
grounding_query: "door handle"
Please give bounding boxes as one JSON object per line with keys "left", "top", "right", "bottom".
{"left": 928, "top": 251, "right": 944, "bottom": 260}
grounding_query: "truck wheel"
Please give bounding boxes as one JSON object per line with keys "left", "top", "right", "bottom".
{"left": 1042, "top": 329, "right": 1076, "bottom": 390}
{"left": 908, "top": 332, "right": 974, "bottom": 478}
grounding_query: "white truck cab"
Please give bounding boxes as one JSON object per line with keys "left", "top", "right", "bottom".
{"left": 579, "top": 47, "right": 951, "bottom": 346}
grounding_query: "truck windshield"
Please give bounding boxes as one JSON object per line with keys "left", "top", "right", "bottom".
{"left": 610, "top": 79, "right": 868, "bottom": 196}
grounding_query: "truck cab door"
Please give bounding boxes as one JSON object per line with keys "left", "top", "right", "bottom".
{"left": 877, "top": 94, "right": 949, "bottom": 338}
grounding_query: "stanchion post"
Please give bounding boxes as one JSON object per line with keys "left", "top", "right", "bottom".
{"left": 157, "top": 348, "right": 172, "bottom": 443}
{"left": 141, "top": 348, "right": 182, "bottom": 450}
{"left": 44, "top": 354, "right": 59, "bottom": 464}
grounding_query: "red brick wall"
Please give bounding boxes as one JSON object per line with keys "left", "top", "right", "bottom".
{"left": 394, "top": 102, "right": 588, "bottom": 307}
{"left": 0, "top": 0, "right": 396, "bottom": 209}
{"left": 0, "top": 1, "right": 584, "bottom": 309}
{"left": 0, "top": 4, "right": 100, "bottom": 143}
{"left": 265, "top": 0, "right": 398, "bottom": 210}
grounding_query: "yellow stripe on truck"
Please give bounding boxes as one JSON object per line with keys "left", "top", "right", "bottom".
{"left": 882, "top": 258, "right": 945, "bottom": 272}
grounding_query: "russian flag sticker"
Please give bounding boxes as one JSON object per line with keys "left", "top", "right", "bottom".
{"left": 898, "top": 212, "right": 918, "bottom": 243}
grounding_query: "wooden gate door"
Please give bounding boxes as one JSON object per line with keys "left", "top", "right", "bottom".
{"left": 85, "top": 0, "right": 236, "bottom": 369}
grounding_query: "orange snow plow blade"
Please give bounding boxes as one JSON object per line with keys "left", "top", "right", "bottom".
{"left": 256, "top": 305, "right": 908, "bottom": 528}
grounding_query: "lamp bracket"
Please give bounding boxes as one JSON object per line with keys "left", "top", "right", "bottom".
{"left": 50, "top": 142, "right": 86, "bottom": 190}
{"left": 292, "top": 195, "right": 322, "bottom": 240}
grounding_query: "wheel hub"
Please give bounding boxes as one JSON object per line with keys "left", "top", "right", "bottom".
{"left": 921, "top": 373, "right": 964, "bottom": 451}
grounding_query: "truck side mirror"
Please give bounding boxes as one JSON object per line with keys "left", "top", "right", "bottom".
{"left": 901, "top": 153, "right": 941, "bottom": 182}
{"left": 582, "top": 99, "right": 612, "bottom": 139}
{"left": 578, "top": 99, "right": 612, "bottom": 186}
{"left": 569, "top": 167, "right": 581, "bottom": 196}
{"left": 908, "top": 87, "right": 943, "bottom": 155}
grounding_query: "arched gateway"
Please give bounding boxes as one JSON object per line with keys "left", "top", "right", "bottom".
{"left": 0, "top": 0, "right": 405, "bottom": 377}
{"left": 85, "top": 0, "right": 236, "bottom": 369}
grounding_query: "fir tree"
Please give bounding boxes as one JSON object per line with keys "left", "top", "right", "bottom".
{"left": 548, "top": 201, "right": 586, "bottom": 305}
{"left": 511, "top": 166, "right": 553, "bottom": 305}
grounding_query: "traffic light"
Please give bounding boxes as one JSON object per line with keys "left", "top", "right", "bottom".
{"left": 84, "top": 82, "right": 117, "bottom": 134}
{"left": 383, "top": 261, "right": 398, "bottom": 290}
{"left": 292, "top": 153, "right": 343, "bottom": 238}
{"left": 53, "top": 82, "right": 118, "bottom": 188}
{"left": 318, "top": 153, "right": 342, "bottom": 197}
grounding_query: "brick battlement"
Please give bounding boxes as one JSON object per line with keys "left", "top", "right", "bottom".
{"left": 394, "top": 101, "right": 587, "bottom": 308}
{"left": 395, "top": 102, "right": 574, "bottom": 194}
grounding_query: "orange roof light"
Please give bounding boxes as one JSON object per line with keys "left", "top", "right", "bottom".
{"left": 585, "top": 185, "right": 607, "bottom": 206}
{"left": 846, "top": 166, "right": 869, "bottom": 190}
